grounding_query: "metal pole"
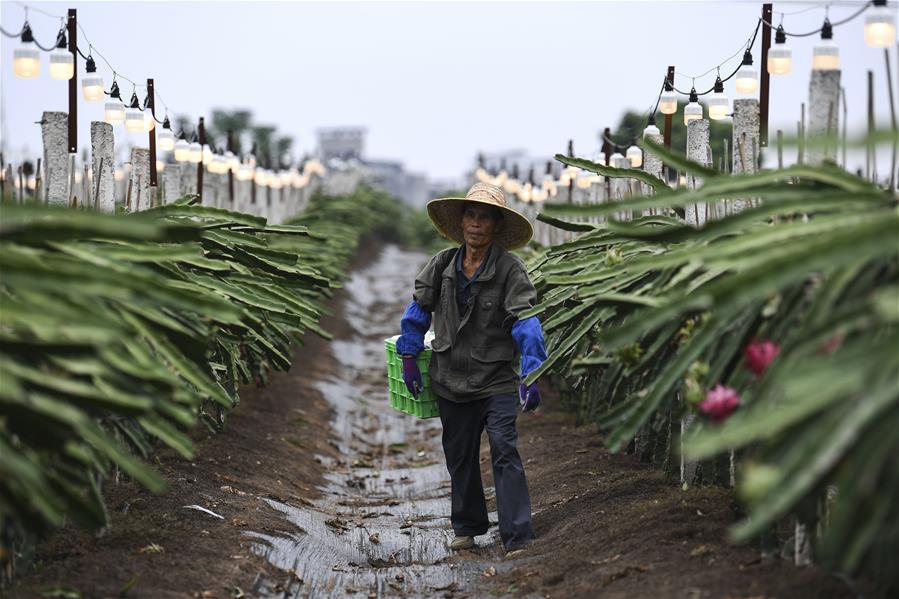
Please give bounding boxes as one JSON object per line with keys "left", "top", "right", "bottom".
{"left": 147, "top": 79, "right": 158, "bottom": 189}
{"left": 197, "top": 116, "right": 205, "bottom": 202}
{"left": 67, "top": 9, "right": 77, "bottom": 154}
{"left": 664, "top": 66, "right": 675, "bottom": 148}
{"left": 759, "top": 3, "right": 773, "bottom": 147}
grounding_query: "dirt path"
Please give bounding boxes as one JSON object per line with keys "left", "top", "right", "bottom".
{"left": 8, "top": 242, "right": 860, "bottom": 599}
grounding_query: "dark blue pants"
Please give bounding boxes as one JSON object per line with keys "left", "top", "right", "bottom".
{"left": 437, "top": 392, "right": 535, "bottom": 550}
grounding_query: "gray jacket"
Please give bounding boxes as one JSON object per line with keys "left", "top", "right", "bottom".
{"left": 413, "top": 244, "right": 538, "bottom": 402}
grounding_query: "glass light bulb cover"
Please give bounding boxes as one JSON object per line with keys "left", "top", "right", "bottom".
{"left": 156, "top": 160, "right": 166, "bottom": 172}
{"left": 81, "top": 74, "right": 105, "bottom": 101}
{"left": 236, "top": 165, "right": 254, "bottom": 181}
{"left": 767, "top": 46, "right": 792, "bottom": 75}
{"left": 49, "top": 49, "right": 74, "bottom": 80}
{"left": 812, "top": 39, "right": 840, "bottom": 70}
{"left": 188, "top": 142, "right": 203, "bottom": 163}
{"left": 659, "top": 90, "right": 677, "bottom": 115}
{"left": 13, "top": 41, "right": 40, "bottom": 78}
{"left": 124, "top": 108, "right": 145, "bottom": 132}
{"left": 174, "top": 139, "right": 191, "bottom": 162}
{"left": 735, "top": 65, "right": 758, "bottom": 94}
{"left": 157, "top": 128, "right": 175, "bottom": 151}
{"left": 708, "top": 92, "right": 729, "bottom": 120}
{"left": 104, "top": 102, "right": 125, "bottom": 124}
{"left": 684, "top": 101, "right": 703, "bottom": 125}
{"left": 643, "top": 124, "right": 661, "bottom": 138}
{"left": 626, "top": 145, "right": 643, "bottom": 167}
{"left": 865, "top": 6, "right": 897, "bottom": 48}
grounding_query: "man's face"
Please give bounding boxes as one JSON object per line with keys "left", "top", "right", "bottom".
{"left": 462, "top": 204, "right": 499, "bottom": 249}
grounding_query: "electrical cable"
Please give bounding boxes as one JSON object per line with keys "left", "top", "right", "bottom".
{"left": 761, "top": 0, "right": 872, "bottom": 37}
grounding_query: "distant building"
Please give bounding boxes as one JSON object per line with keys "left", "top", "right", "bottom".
{"left": 315, "top": 127, "right": 429, "bottom": 207}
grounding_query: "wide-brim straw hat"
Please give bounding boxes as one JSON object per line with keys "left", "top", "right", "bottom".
{"left": 426, "top": 182, "right": 533, "bottom": 250}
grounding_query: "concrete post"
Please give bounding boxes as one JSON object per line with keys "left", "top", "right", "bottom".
{"left": 685, "top": 119, "right": 710, "bottom": 226}
{"left": 178, "top": 162, "right": 194, "bottom": 198}
{"left": 732, "top": 99, "right": 760, "bottom": 214}
{"left": 807, "top": 69, "right": 841, "bottom": 164}
{"left": 129, "top": 148, "right": 151, "bottom": 212}
{"left": 90, "top": 121, "right": 115, "bottom": 212}
{"left": 41, "top": 111, "right": 69, "bottom": 205}
{"left": 163, "top": 164, "right": 182, "bottom": 204}
{"left": 642, "top": 129, "right": 664, "bottom": 216}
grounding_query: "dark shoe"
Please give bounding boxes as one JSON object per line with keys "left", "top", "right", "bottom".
{"left": 450, "top": 535, "right": 475, "bottom": 550}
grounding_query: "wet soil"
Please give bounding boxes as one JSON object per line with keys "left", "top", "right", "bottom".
{"left": 7, "top": 242, "right": 859, "bottom": 599}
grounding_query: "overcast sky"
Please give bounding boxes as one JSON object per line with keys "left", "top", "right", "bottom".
{"left": 1, "top": 0, "right": 895, "bottom": 180}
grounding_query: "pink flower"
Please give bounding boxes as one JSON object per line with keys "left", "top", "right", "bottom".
{"left": 743, "top": 339, "right": 780, "bottom": 376}
{"left": 698, "top": 385, "right": 740, "bottom": 423}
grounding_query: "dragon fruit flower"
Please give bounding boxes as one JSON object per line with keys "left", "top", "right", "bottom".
{"left": 698, "top": 385, "right": 740, "bottom": 423}
{"left": 743, "top": 339, "right": 780, "bottom": 376}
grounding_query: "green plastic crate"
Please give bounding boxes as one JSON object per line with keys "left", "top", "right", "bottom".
{"left": 385, "top": 333, "right": 439, "bottom": 419}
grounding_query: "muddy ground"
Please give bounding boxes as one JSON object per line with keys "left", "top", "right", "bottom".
{"left": 7, "top": 242, "right": 859, "bottom": 599}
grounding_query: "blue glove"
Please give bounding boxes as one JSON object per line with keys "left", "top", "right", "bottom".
{"left": 519, "top": 382, "right": 541, "bottom": 412}
{"left": 402, "top": 355, "right": 423, "bottom": 399}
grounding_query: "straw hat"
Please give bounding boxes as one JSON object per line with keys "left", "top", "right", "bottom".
{"left": 426, "top": 182, "right": 533, "bottom": 250}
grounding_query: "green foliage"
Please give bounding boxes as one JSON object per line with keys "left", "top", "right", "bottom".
{"left": 0, "top": 186, "right": 400, "bottom": 559}
{"left": 529, "top": 141, "right": 898, "bottom": 589}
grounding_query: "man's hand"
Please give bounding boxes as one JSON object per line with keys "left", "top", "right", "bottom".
{"left": 519, "top": 381, "right": 541, "bottom": 412}
{"left": 402, "top": 355, "right": 423, "bottom": 399}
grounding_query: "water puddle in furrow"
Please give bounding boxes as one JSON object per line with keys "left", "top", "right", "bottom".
{"left": 246, "top": 245, "right": 503, "bottom": 598}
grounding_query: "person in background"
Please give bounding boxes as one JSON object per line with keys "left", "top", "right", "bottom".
{"left": 395, "top": 182, "right": 547, "bottom": 553}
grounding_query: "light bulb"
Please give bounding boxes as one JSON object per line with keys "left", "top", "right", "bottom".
{"left": 157, "top": 122, "right": 175, "bottom": 152}
{"left": 156, "top": 160, "right": 166, "bottom": 172}
{"left": 236, "top": 164, "right": 254, "bottom": 181}
{"left": 104, "top": 102, "right": 125, "bottom": 124}
{"left": 81, "top": 57, "right": 104, "bottom": 101}
{"left": 124, "top": 93, "right": 144, "bottom": 132}
{"left": 708, "top": 76, "right": 729, "bottom": 120}
{"left": 13, "top": 25, "right": 40, "bottom": 79}
{"left": 865, "top": 0, "right": 896, "bottom": 48}
{"left": 49, "top": 31, "right": 73, "bottom": 80}
{"left": 659, "top": 88, "right": 677, "bottom": 115}
{"left": 684, "top": 88, "right": 703, "bottom": 125}
{"left": 174, "top": 138, "right": 191, "bottom": 162}
{"left": 735, "top": 49, "right": 758, "bottom": 95}
{"left": 202, "top": 145, "right": 214, "bottom": 166}
{"left": 626, "top": 145, "right": 643, "bottom": 168}
{"left": 188, "top": 141, "right": 203, "bottom": 163}
{"left": 643, "top": 122, "right": 661, "bottom": 138}
{"left": 767, "top": 25, "right": 792, "bottom": 75}
{"left": 225, "top": 151, "right": 239, "bottom": 172}
{"left": 575, "top": 169, "right": 594, "bottom": 189}
{"left": 812, "top": 20, "right": 839, "bottom": 71}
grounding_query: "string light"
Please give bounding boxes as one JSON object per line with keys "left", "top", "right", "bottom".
{"left": 708, "top": 75, "right": 729, "bottom": 120}
{"left": 188, "top": 133, "right": 203, "bottom": 163}
{"left": 48, "top": 28, "right": 73, "bottom": 80}
{"left": 864, "top": 0, "right": 896, "bottom": 48}
{"left": 104, "top": 80, "right": 125, "bottom": 123}
{"left": 13, "top": 23, "right": 40, "bottom": 78}
{"left": 734, "top": 49, "right": 758, "bottom": 95}
{"left": 124, "top": 91, "right": 145, "bottom": 132}
{"left": 174, "top": 132, "right": 191, "bottom": 162}
{"left": 812, "top": 19, "right": 839, "bottom": 71}
{"left": 684, "top": 87, "right": 703, "bottom": 125}
{"left": 768, "top": 25, "right": 792, "bottom": 75}
{"left": 157, "top": 117, "right": 175, "bottom": 151}
{"left": 658, "top": 79, "right": 677, "bottom": 115}
{"left": 236, "top": 163, "right": 254, "bottom": 181}
{"left": 81, "top": 55, "right": 103, "bottom": 101}
{"left": 643, "top": 115, "right": 661, "bottom": 138}
{"left": 626, "top": 145, "right": 643, "bottom": 168}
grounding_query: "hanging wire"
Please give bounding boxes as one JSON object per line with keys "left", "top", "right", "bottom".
{"left": 761, "top": 0, "right": 873, "bottom": 37}
{"left": 671, "top": 19, "right": 762, "bottom": 96}
{"left": 12, "top": 0, "right": 63, "bottom": 20}
{"left": 0, "top": 24, "right": 25, "bottom": 37}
